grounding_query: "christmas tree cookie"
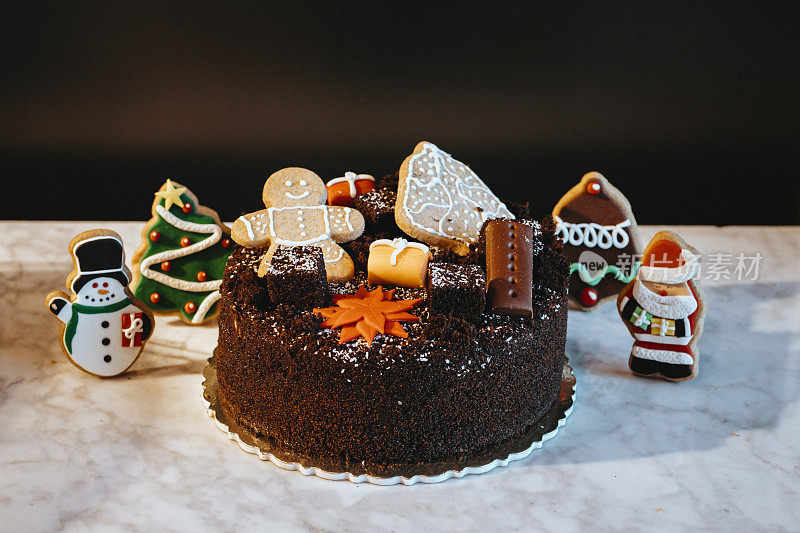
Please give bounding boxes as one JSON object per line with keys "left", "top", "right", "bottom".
{"left": 553, "top": 172, "right": 642, "bottom": 311}
{"left": 132, "top": 180, "right": 233, "bottom": 324}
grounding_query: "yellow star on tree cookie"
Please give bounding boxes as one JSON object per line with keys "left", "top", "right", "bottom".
{"left": 155, "top": 179, "right": 187, "bottom": 211}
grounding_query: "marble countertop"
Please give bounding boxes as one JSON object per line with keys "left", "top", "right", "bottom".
{"left": 1, "top": 222, "right": 798, "bottom": 530}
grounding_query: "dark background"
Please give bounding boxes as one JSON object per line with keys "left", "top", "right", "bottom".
{"left": 2, "top": 2, "right": 798, "bottom": 224}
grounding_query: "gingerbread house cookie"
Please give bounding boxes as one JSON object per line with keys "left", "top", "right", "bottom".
{"left": 553, "top": 172, "right": 642, "bottom": 311}
{"left": 395, "top": 142, "right": 514, "bottom": 255}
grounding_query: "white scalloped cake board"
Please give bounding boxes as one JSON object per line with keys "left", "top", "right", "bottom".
{"left": 202, "top": 363, "right": 575, "bottom": 486}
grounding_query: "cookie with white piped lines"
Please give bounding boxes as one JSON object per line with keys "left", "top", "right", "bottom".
{"left": 231, "top": 168, "right": 365, "bottom": 283}
{"left": 395, "top": 142, "right": 514, "bottom": 255}
{"left": 553, "top": 171, "right": 642, "bottom": 311}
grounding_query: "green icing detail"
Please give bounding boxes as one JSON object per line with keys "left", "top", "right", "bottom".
{"left": 569, "top": 261, "right": 640, "bottom": 286}
{"left": 133, "top": 190, "right": 233, "bottom": 322}
{"left": 159, "top": 194, "right": 216, "bottom": 225}
{"left": 629, "top": 306, "right": 653, "bottom": 330}
{"left": 64, "top": 298, "right": 131, "bottom": 354}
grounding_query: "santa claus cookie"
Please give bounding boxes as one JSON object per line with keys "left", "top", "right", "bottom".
{"left": 617, "top": 231, "right": 707, "bottom": 381}
{"left": 231, "top": 168, "right": 365, "bottom": 282}
{"left": 395, "top": 142, "right": 514, "bottom": 255}
{"left": 553, "top": 172, "right": 642, "bottom": 311}
{"left": 45, "top": 229, "right": 155, "bottom": 377}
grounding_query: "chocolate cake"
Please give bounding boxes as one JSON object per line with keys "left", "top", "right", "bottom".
{"left": 214, "top": 216, "right": 569, "bottom": 478}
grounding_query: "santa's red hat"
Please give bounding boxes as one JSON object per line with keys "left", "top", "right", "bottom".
{"left": 638, "top": 239, "right": 699, "bottom": 284}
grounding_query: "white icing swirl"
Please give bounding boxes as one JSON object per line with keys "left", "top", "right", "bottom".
{"left": 554, "top": 216, "right": 631, "bottom": 249}
{"left": 140, "top": 205, "right": 225, "bottom": 323}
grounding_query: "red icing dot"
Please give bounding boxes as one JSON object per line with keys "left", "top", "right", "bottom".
{"left": 149, "top": 230, "right": 160, "bottom": 242}
{"left": 182, "top": 202, "right": 193, "bottom": 213}
{"left": 579, "top": 287, "right": 599, "bottom": 307}
{"left": 196, "top": 271, "right": 207, "bottom": 282}
{"left": 587, "top": 181, "right": 602, "bottom": 195}
{"left": 149, "top": 292, "right": 160, "bottom": 304}
{"left": 180, "top": 237, "right": 191, "bottom": 247}
{"left": 184, "top": 301, "right": 197, "bottom": 314}
{"left": 160, "top": 260, "right": 172, "bottom": 272}
{"left": 221, "top": 238, "right": 231, "bottom": 248}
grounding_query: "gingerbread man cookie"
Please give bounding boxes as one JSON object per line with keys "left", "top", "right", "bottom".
{"left": 395, "top": 142, "right": 514, "bottom": 255}
{"left": 231, "top": 168, "right": 365, "bottom": 282}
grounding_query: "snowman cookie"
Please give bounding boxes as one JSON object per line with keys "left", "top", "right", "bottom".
{"left": 231, "top": 168, "right": 365, "bottom": 282}
{"left": 395, "top": 142, "right": 514, "bottom": 255}
{"left": 45, "top": 229, "right": 155, "bottom": 377}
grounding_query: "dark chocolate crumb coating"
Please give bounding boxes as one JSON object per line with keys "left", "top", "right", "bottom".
{"left": 427, "top": 263, "right": 486, "bottom": 322}
{"left": 214, "top": 218, "right": 569, "bottom": 478}
{"left": 353, "top": 188, "right": 399, "bottom": 235}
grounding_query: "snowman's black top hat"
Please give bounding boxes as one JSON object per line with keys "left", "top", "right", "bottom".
{"left": 70, "top": 235, "right": 130, "bottom": 293}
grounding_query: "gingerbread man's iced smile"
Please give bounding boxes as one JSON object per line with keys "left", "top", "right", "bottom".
{"left": 283, "top": 177, "right": 312, "bottom": 199}
{"left": 285, "top": 191, "right": 309, "bottom": 199}
{"left": 269, "top": 174, "right": 326, "bottom": 207}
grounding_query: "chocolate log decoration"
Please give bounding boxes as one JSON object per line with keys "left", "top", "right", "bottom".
{"left": 484, "top": 220, "right": 533, "bottom": 317}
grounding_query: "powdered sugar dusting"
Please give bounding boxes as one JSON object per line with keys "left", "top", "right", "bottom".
{"left": 429, "top": 263, "right": 484, "bottom": 289}
{"left": 268, "top": 246, "right": 323, "bottom": 275}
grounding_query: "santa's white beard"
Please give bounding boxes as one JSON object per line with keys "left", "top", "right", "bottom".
{"left": 632, "top": 279, "right": 698, "bottom": 319}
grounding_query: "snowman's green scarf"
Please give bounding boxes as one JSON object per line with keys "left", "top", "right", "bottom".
{"left": 64, "top": 298, "right": 131, "bottom": 354}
